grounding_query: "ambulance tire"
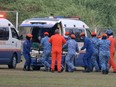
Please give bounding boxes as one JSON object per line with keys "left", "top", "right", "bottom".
{"left": 32, "top": 66, "right": 40, "bottom": 70}
{"left": 8, "top": 54, "right": 17, "bottom": 69}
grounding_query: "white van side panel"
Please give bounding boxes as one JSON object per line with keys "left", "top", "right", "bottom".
{"left": 59, "top": 19, "right": 89, "bottom": 29}
{"left": 0, "top": 18, "right": 21, "bottom": 64}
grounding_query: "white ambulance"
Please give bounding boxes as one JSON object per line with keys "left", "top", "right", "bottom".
{"left": 20, "top": 17, "right": 92, "bottom": 49}
{"left": 0, "top": 18, "right": 22, "bottom": 68}
{"left": 20, "top": 17, "right": 92, "bottom": 69}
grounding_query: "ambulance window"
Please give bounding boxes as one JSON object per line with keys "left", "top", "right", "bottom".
{"left": 32, "top": 26, "right": 56, "bottom": 43}
{"left": 65, "top": 28, "right": 73, "bottom": 34}
{"left": 0, "top": 27, "right": 9, "bottom": 40}
{"left": 86, "top": 29, "right": 92, "bottom": 38}
{"left": 73, "top": 29, "right": 84, "bottom": 42}
{"left": 11, "top": 28, "right": 19, "bottom": 39}
{"left": 65, "top": 28, "right": 84, "bottom": 42}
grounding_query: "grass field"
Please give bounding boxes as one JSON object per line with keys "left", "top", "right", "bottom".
{"left": 0, "top": 60, "right": 116, "bottom": 87}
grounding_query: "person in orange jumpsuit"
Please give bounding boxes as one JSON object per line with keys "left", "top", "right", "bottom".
{"left": 106, "top": 30, "right": 116, "bottom": 73}
{"left": 49, "top": 29, "right": 66, "bottom": 72}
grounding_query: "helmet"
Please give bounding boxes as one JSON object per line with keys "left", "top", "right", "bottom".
{"left": 65, "top": 32, "right": 70, "bottom": 35}
{"left": 102, "top": 34, "right": 107, "bottom": 37}
{"left": 97, "top": 35, "right": 101, "bottom": 39}
{"left": 91, "top": 32, "right": 96, "bottom": 36}
{"left": 70, "top": 34, "right": 76, "bottom": 39}
{"left": 44, "top": 32, "right": 49, "bottom": 35}
{"left": 80, "top": 32, "right": 85, "bottom": 36}
{"left": 106, "top": 30, "right": 113, "bottom": 36}
{"left": 26, "top": 34, "right": 33, "bottom": 38}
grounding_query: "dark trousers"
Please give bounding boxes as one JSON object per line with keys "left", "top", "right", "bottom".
{"left": 83, "top": 51, "right": 93, "bottom": 71}
{"left": 23, "top": 53, "right": 32, "bottom": 70}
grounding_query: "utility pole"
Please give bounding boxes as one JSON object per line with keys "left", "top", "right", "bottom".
{"left": 0, "top": 11, "right": 19, "bottom": 30}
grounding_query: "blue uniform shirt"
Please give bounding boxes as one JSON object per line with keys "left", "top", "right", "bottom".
{"left": 23, "top": 39, "right": 31, "bottom": 54}
{"left": 98, "top": 39, "right": 110, "bottom": 52}
{"left": 91, "top": 37, "right": 99, "bottom": 51}
{"left": 63, "top": 39, "right": 79, "bottom": 54}
{"left": 41, "top": 36, "right": 51, "bottom": 52}
{"left": 81, "top": 36, "right": 94, "bottom": 52}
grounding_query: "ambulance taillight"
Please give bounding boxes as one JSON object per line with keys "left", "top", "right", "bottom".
{"left": 0, "top": 13, "right": 6, "bottom": 18}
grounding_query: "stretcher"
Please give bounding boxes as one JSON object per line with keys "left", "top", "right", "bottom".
{"left": 30, "top": 49, "right": 85, "bottom": 71}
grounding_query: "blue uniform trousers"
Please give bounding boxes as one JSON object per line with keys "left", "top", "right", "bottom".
{"left": 23, "top": 53, "right": 32, "bottom": 70}
{"left": 83, "top": 51, "right": 93, "bottom": 70}
{"left": 91, "top": 51, "right": 100, "bottom": 71}
{"left": 66, "top": 53, "right": 75, "bottom": 72}
{"left": 99, "top": 51, "right": 110, "bottom": 72}
{"left": 41, "top": 51, "right": 51, "bottom": 70}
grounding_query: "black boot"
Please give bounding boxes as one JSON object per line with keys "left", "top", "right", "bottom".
{"left": 23, "top": 65, "right": 27, "bottom": 71}
{"left": 83, "top": 67, "right": 90, "bottom": 73}
{"left": 83, "top": 67, "right": 87, "bottom": 72}
{"left": 86, "top": 68, "right": 91, "bottom": 72}
{"left": 65, "top": 64, "right": 69, "bottom": 72}
{"left": 105, "top": 70, "right": 109, "bottom": 74}
{"left": 27, "top": 65, "right": 32, "bottom": 71}
{"left": 102, "top": 70, "right": 105, "bottom": 74}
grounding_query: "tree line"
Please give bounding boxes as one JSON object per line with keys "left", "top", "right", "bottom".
{"left": 0, "top": 0, "right": 116, "bottom": 34}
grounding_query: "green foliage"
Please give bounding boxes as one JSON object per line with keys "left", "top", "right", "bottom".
{"left": 0, "top": 0, "right": 116, "bottom": 33}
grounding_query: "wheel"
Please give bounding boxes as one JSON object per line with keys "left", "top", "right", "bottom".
{"left": 8, "top": 54, "right": 17, "bottom": 69}
{"left": 32, "top": 66, "right": 40, "bottom": 70}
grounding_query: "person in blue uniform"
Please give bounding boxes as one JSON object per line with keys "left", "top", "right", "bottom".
{"left": 98, "top": 34, "right": 110, "bottom": 74}
{"left": 63, "top": 34, "right": 79, "bottom": 72}
{"left": 91, "top": 32, "right": 100, "bottom": 72}
{"left": 80, "top": 32, "right": 94, "bottom": 72}
{"left": 40, "top": 32, "right": 51, "bottom": 71}
{"left": 23, "top": 34, "right": 33, "bottom": 71}
{"left": 63, "top": 32, "right": 71, "bottom": 71}
{"left": 97, "top": 35, "right": 102, "bottom": 70}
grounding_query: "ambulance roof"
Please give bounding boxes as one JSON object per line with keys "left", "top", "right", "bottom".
{"left": 20, "top": 18, "right": 89, "bottom": 29}
{"left": 58, "top": 18, "right": 89, "bottom": 29}
{"left": 0, "top": 18, "right": 15, "bottom": 27}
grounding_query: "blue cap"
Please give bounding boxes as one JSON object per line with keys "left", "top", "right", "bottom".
{"left": 106, "top": 29, "right": 113, "bottom": 35}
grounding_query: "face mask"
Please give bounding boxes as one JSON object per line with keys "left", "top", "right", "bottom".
{"left": 80, "top": 37, "right": 83, "bottom": 39}
{"left": 64, "top": 36, "right": 68, "bottom": 38}
{"left": 38, "top": 36, "right": 41, "bottom": 40}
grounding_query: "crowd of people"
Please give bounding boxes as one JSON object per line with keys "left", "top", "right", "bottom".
{"left": 22, "top": 28, "right": 116, "bottom": 74}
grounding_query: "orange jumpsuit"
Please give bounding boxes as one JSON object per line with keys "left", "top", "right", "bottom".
{"left": 108, "top": 36, "right": 116, "bottom": 72}
{"left": 49, "top": 34, "right": 66, "bottom": 72}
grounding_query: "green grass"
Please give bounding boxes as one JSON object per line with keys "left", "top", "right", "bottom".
{"left": 0, "top": 62, "right": 116, "bottom": 87}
